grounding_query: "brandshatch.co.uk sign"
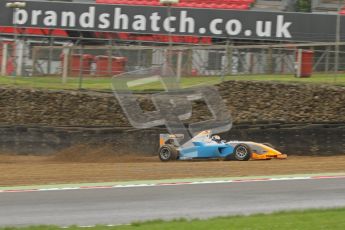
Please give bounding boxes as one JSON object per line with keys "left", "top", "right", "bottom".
{"left": 0, "top": 0, "right": 344, "bottom": 42}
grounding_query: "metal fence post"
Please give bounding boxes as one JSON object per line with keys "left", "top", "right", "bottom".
{"left": 325, "top": 46, "right": 330, "bottom": 73}
{"left": 108, "top": 43, "right": 112, "bottom": 76}
{"left": 163, "top": 48, "right": 169, "bottom": 76}
{"left": 31, "top": 46, "right": 37, "bottom": 76}
{"left": 16, "top": 39, "right": 24, "bottom": 76}
{"left": 47, "top": 35, "right": 54, "bottom": 75}
{"left": 186, "top": 48, "right": 192, "bottom": 75}
{"left": 334, "top": 0, "right": 341, "bottom": 79}
{"left": 176, "top": 49, "right": 183, "bottom": 83}
{"left": 78, "top": 46, "right": 84, "bottom": 90}
{"left": 62, "top": 47, "right": 70, "bottom": 84}
{"left": 296, "top": 49, "right": 302, "bottom": 77}
{"left": 1, "top": 43, "right": 8, "bottom": 76}
{"left": 266, "top": 47, "right": 273, "bottom": 74}
{"left": 226, "top": 44, "right": 233, "bottom": 76}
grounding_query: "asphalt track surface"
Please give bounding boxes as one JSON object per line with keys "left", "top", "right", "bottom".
{"left": 1, "top": 178, "right": 345, "bottom": 227}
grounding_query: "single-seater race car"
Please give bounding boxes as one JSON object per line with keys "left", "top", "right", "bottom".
{"left": 158, "top": 130, "right": 287, "bottom": 162}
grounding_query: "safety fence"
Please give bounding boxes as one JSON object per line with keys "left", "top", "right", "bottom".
{"left": 1, "top": 41, "right": 345, "bottom": 90}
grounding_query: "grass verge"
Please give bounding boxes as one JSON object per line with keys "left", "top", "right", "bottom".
{"left": 0, "top": 74, "right": 345, "bottom": 91}
{"left": 1, "top": 208, "right": 345, "bottom": 230}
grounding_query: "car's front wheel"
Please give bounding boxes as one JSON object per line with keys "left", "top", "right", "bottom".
{"left": 158, "top": 144, "right": 178, "bottom": 162}
{"left": 233, "top": 144, "right": 252, "bottom": 161}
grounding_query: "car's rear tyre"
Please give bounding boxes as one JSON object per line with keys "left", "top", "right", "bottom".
{"left": 233, "top": 144, "right": 252, "bottom": 161}
{"left": 158, "top": 144, "right": 178, "bottom": 162}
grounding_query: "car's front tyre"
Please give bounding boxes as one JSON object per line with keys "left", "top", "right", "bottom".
{"left": 233, "top": 144, "right": 252, "bottom": 161}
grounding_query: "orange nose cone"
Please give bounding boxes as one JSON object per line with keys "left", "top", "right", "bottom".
{"left": 251, "top": 143, "right": 288, "bottom": 160}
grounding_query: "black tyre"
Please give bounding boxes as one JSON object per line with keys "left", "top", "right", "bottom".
{"left": 158, "top": 144, "right": 178, "bottom": 162}
{"left": 263, "top": 143, "right": 275, "bottom": 149}
{"left": 233, "top": 144, "right": 252, "bottom": 161}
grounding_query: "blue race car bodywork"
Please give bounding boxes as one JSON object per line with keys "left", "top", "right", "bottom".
{"left": 178, "top": 141, "right": 234, "bottom": 159}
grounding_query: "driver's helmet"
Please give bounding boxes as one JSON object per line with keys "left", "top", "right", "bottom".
{"left": 211, "top": 135, "right": 221, "bottom": 142}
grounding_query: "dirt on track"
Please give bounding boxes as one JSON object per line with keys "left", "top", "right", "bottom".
{"left": 0, "top": 148, "right": 345, "bottom": 187}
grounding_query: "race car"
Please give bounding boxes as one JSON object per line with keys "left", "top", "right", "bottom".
{"left": 158, "top": 130, "right": 287, "bottom": 162}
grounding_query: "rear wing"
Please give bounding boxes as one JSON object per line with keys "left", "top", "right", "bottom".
{"left": 159, "top": 130, "right": 213, "bottom": 147}
{"left": 159, "top": 134, "right": 184, "bottom": 147}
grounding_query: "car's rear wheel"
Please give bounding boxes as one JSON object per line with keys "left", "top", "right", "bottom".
{"left": 158, "top": 144, "right": 178, "bottom": 162}
{"left": 233, "top": 144, "right": 252, "bottom": 161}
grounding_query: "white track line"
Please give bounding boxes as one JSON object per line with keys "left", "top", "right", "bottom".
{"left": 61, "top": 224, "right": 124, "bottom": 229}
{"left": 1, "top": 175, "right": 345, "bottom": 194}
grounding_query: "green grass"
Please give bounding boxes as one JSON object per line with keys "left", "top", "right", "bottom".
{"left": 2, "top": 208, "right": 345, "bottom": 230}
{"left": 1, "top": 74, "right": 345, "bottom": 91}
